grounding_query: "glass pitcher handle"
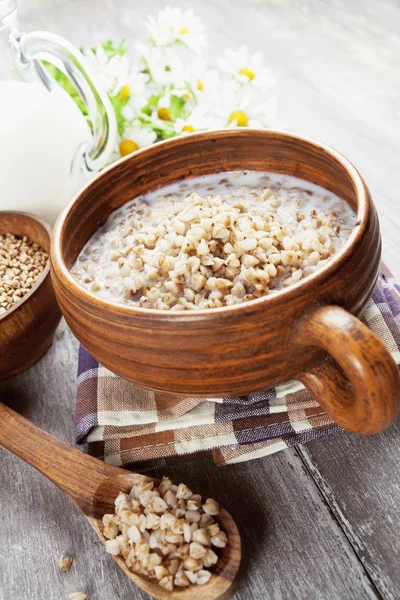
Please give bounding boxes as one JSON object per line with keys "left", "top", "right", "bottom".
{"left": 12, "top": 30, "right": 117, "bottom": 173}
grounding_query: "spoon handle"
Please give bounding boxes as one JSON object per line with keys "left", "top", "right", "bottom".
{"left": 0, "top": 402, "right": 125, "bottom": 514}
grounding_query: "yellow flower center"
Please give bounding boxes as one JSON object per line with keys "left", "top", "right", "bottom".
{"left": 239, "top": 67, "right": 255, "bottom": 81}
{"left": 179, "top": 26, "right": 189, "bottom": 34}
{"left": 119, "top": 84, "right": 131, "bottom": 101}
{"left": 119, "top": 139, "right": 139, "bottom": 157}
{"left": 197, "top": 79, "right": 204, "bottom": 91}
{"left": 182, "top": 125, "right": 195, "bottom": 132}
{"left": 184, "top": 92, "right": 192, "bottom": 100}
{"left": 229, "top": 111, "right": 248, "bottom": 127}
{"left": 158, "top": 107, "right": 171, "bottom": 121}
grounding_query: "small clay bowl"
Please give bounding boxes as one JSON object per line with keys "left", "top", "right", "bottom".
{"left": 51, "top": 129, "right": 400, "bottom": 435}
{"left": 0, "top": 212, "right": 61, "bottom": 379}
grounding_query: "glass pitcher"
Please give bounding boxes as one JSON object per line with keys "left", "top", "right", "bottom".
{"left": 0, "top": 0, "right": 117, "bottom": 224}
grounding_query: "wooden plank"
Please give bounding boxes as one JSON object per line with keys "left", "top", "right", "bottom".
{"left": 0, "top": 321, "right": 379, "bottom": 599}
{"left": 298, "top": 424, "right": 400, "bottom": 600}
{"left": 157, "top": 455, "right": 381, "bottom": 600}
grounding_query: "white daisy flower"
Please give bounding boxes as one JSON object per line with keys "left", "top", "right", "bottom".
{"left": 174, "top": 118, "right": 193, "bottom": 134}
{"left": 136, "top": 42, "right": 186, "bottom": 88}
{"left": 118, "top": 123, "right": 157, "bottom": 157}
{"left": 136, "top": 43, "right": 167, "bottom": 85}
{"left": 175, "top": 57, "right": 221, "bottom": 103}
{"left": 172, "top": 63, "right": 225, "bottom": 122}
{"left": 120, "top": 70, "right": 153, "bottom": 121}
{"left": 157, "top": 90, "right": 171, "bottom": 110}
{"left": 218, "top": 45, "right": 275, "bottom": 89}
{"left": 126, "top": 69, "right": 151, "bottom": 100}
{"left": 164, "top": 56, "right": 187, "bottom": 88}
{"left": 155, "top": 89, "right": 173, "bottom": 122}
{"left": 174, "top": 106, "right": 208, "bottom": 134}
{"left": 173, "top": 8, "right": 206, "bottom": 51}
{"left": 174, "top": 91, "right": 230, "bottom": 133}
{"left": 182, "top": 76, "right": 240, "bottom": 131}
{"left": 173, "top": 108, "right": 221, "bottom": 133}
{"left": 82, "top": 46, "right": 130, "bottom": 94}
{"left": 144, "top": 7, "right": 206, "bottom": 51}
{"left": 222, "top": 89, "right": 285, "bottom": 129}
{"left": 145, "top": 10, "right": 176, "bottom": 47}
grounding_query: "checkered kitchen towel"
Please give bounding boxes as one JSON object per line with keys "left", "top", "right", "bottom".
{"left": 76, "top": 267, "right": 400, "bottom": 471}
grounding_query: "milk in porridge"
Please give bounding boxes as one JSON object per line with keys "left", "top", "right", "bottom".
{"left": 71, "top": 171, "right": 356, "bottom": 310}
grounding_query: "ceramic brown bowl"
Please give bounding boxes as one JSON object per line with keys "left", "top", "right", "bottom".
{"left": 0, "top": 212, "right": 62, "bottom": 379}
{"left": 51, "top": 129, "right": 400, "bottom": 435}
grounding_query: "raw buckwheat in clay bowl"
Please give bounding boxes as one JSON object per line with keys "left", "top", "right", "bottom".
{"left": 0, "top": 233, "right": 49, "bottom": 315}
{"left": 70, "top": 170, "right": 356, "bottom": 310}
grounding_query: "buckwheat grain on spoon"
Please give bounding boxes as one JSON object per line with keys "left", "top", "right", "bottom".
{"left": 0, "top": 402, "right": 241, "bottom": 600}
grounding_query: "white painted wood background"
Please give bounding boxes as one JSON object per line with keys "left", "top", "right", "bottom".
{"left": 1, "top": 1, "right": 400, "bottom": 599}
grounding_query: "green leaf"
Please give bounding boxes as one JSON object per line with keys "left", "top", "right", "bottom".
{"left": 168, "top": 94, "right": 186, "bottom": 120}
{"left": 136, "top": 111, "right": 176, "bottom": 139}
{"left": 141, "top": 93, "right": 162, "bottom": 117}
{"left": 92, "top": 38, "right": 128, "bottom": 58}
{"left": 109, "top": 90, "right": 130, "bottom": 136}
{"left": 158, "top": 129, "right": 178, "bottom": 140}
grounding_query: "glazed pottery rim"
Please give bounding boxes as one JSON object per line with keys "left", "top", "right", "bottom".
{"left": 0, "top": 211, "right": 51, "bottom": 323}
{"left": 52, "top": 128, "right": 369, "bottom": 318}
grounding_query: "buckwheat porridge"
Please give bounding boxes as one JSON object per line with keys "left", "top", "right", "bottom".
{"left": 71, "top": 171, "right": 356, "bottom": 310}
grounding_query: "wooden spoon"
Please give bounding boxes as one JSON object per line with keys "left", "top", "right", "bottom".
{"left": 0, "top": 402, "right": 241, "bottom": 599}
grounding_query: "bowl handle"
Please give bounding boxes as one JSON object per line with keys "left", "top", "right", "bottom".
{"left": 294, "top": 305, "right": 400, "bottom": 434}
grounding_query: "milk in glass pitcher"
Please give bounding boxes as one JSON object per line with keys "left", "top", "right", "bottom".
{"left": 0, "top": 0, "right": 117, "bottom": 224}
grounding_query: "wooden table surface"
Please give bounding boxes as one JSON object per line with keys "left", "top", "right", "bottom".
{"left": 1, "top": 0, "right": 400, "bottom": 599}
